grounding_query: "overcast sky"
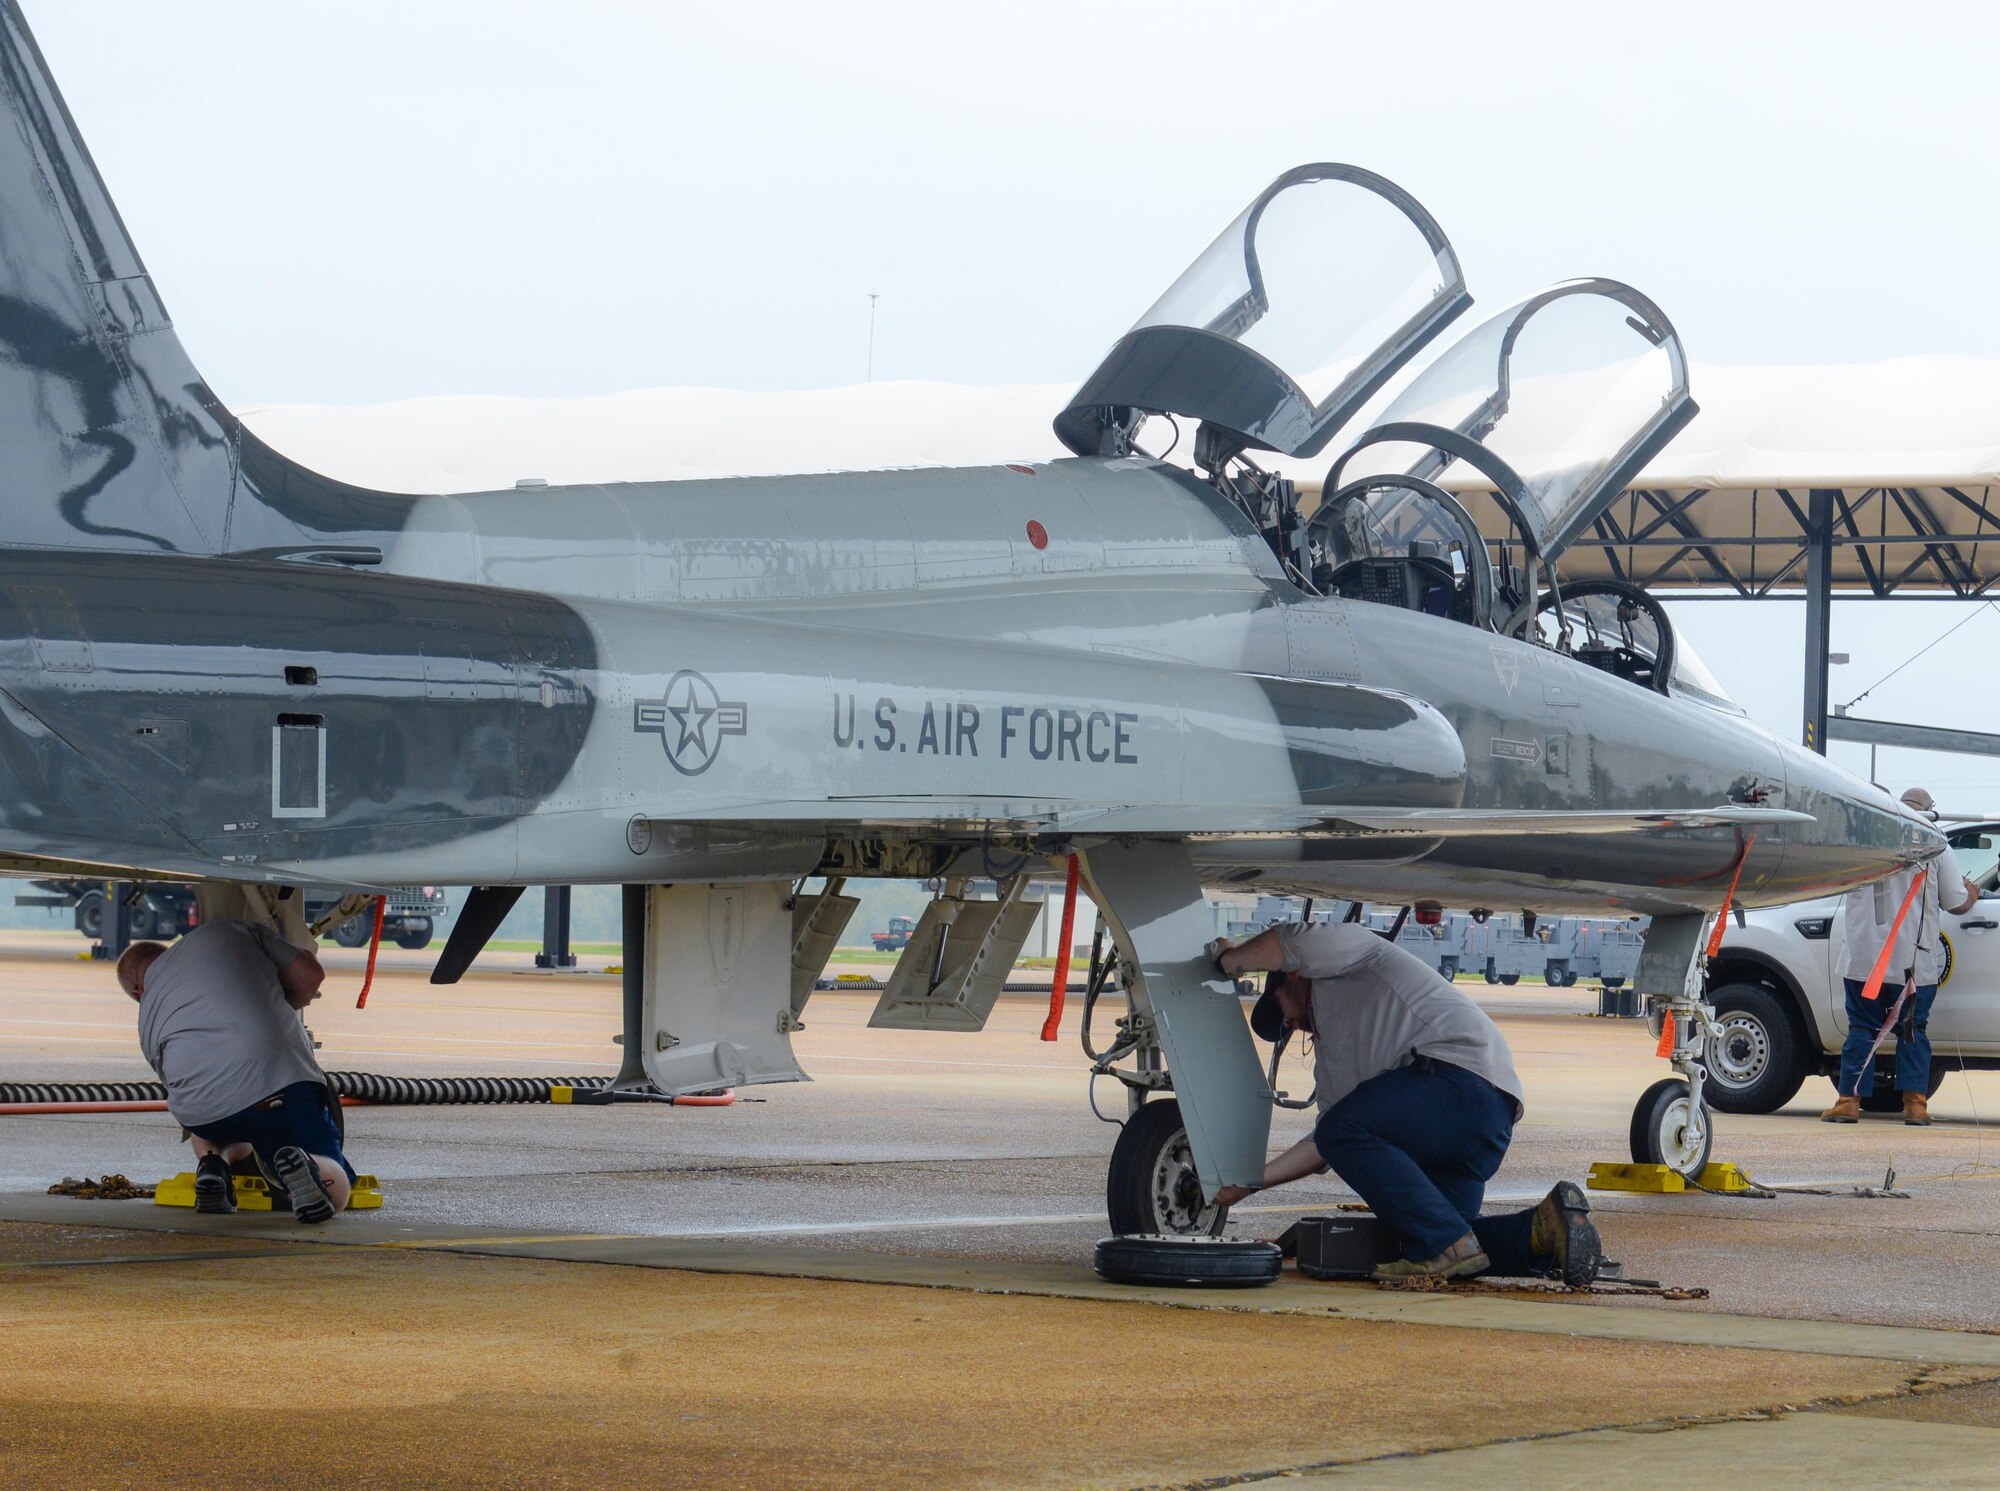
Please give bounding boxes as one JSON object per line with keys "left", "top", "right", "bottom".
{"left": 25, "top": 2, "right": 2000, "bottom": 814}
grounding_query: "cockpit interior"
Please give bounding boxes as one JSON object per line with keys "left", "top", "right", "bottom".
{"left": 1056, "top": 162, "right": 1736, "bottom": 712}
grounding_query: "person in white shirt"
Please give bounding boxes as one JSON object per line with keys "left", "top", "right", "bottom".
{"left": 1824, "top": 786, "right": 1978, "bottom": 1126}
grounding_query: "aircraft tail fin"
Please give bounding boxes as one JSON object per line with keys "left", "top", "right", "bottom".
{"left": 0, "top": 1, "right": 408, "bottom": 556}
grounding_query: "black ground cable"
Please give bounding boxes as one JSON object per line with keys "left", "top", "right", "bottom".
{"left": 0, "top": 1075, "right": 614, "bottom": 1106}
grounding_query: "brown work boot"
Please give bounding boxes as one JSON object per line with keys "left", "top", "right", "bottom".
{"left": 1528, "top": 1180, "right": 1603, "bottom": 1287}
{"left": 1373, "top": 1232, "right": 1489, "bottom": 1280}
{"left": 1903, "top": 1092, "right": 1933, "bottom": 1126}
{"left": 1821, "top": 1095, "right": 1861, "bottom": 1123}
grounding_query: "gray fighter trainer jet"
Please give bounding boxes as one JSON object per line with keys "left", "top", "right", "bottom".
{"left": 0, "top": 2, "right": 1939, "bottom": 1234}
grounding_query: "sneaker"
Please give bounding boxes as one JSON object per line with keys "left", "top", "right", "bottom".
{"left": 193, "top": 1153, "right": 237, "bottom": 1215}
{"left": 269, "top": 1146, "right": 336, "bottom": 1224}
{"left": 1821, "top": 1095, "right": 1861, "bottom": 1123}
{"left": 1529, "top": 1180, "right": 1602, "bottom": 1287}
{"left": 1373, "top": 1234, "right": 1489, "bottom": 1280}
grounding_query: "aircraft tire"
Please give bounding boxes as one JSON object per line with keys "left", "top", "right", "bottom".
{"left": 1092, "top": 1234, "right": 1280, "bottom": 1288}
{"left": 1629, "top": 1077, "right": 1713, "bottom": 1178}
{"left": 1704, "top": 982, "right": 1808, "bottom": 1114}
{"left": 1498, "top": 973, "right": 1520, "bottom": 986}
{"left": 75, "top": 891, "right": 104, "bottom": 942}
{"left": 1483, "top": 961, "right": 1499, "bottom": 984}
{"left": 1105, "top": 1097, "right": 1227, "bottom": 1238}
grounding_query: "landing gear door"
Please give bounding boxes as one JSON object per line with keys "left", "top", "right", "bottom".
{"left": 1056, "top": 164, "right": 1469, "bottom": 460}
{"left": 641, "top": 882, "right": 809, "bottom": 1094}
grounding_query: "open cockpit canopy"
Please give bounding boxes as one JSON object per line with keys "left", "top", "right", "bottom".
{"left": 1055, "top": 164, "right": 1469, "bottom": 460}
{"left": 1309, "top": 281, "right": 1717, "bottom": 706}
{"left": 1327, "top": 280, "right": 1697, "bottom": 565}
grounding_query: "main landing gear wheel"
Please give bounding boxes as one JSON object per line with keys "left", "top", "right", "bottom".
{"left": 1629, "top": 1076, "right": 1713, "bottom": 1178}
{"left": 1093, "top": 1235, "right": 1281, "bottom": 1288}
{"left": 1106, "top": 1097, "right": 1226, "bottom": 1238}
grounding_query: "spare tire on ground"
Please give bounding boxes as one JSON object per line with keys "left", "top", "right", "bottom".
{"left": 1092, "top": 1235, "right": 1282, "bottom": 1288}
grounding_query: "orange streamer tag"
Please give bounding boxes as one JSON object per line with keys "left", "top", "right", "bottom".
{"left": 1705, "top": 830, "right": 1757, "bottom": 960}
{"left": 1655, "top": 1010, "right": 1676, "bottom": 1059}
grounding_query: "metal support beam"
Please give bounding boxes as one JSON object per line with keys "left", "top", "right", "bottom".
{"left": 1826, "top": 714, "right": 2000, "bottom": 758}
{"left": 92, "top": 879, "right": 132, "bottom": 962}
{"left": 1802, "top": 487, "right": 1835, "bottom": 753}
{"left": 535, "top": 885, "right": 576, "bottom": 969}
{"left": 614, "top": 884, "right": 650, "bottom": 1089}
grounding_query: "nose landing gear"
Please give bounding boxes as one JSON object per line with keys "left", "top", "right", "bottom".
{"left": 1630, "top": 973, "right": 1720, "bottom": 1178}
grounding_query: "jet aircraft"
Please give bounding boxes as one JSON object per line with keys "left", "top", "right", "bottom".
{"left": 0, "top": 1, "right": 1940, "bottom": 1235}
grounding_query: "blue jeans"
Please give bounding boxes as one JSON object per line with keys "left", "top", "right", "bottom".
{"left": 1313, "top": 1060, "right": 1546, "bottom": 1276}
{"left": 1838, "top": 978, "right": 1937, "bottom": 1096}
{"left": 186, "top": 1080, "right": 357, "bottom": 1182}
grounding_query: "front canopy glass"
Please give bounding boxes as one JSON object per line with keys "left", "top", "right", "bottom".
{"left": 1055, "top": 164, "right": 1469, "bottom": 460}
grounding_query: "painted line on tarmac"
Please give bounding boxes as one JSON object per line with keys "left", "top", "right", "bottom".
{"left": 0, "top": 1247, "right": 318, "bottom": 1270}
{"left": 372, "top": 1232, "right": 637, "bottom": 1250}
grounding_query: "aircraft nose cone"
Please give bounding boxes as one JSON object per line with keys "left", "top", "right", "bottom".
{"left": 1778, "top": 747, "right": 1951, "bottom": 898}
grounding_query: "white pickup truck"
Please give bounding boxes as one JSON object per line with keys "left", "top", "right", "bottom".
{"left": 1703, "top": 820, "right": 2000, "bottom": 1113}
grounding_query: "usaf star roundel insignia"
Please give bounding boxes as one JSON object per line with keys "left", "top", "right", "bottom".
{"left": 634, "top": 670, "right": 748, "bottom": 776}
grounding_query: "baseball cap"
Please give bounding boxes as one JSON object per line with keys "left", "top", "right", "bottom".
{"left": 1250, "top": 971, "right": 1286, "bottom": 1043}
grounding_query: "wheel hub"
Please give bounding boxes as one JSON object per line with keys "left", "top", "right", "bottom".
{"left": 1710, "top": 1013, "right": 1770, "bottom": 1087}
{"left": 1149, "top": 1132, "right": 1217, "bottom": 1234}
{"left": 1655, "top": 1094, "right": 1708, "bottom": 1171}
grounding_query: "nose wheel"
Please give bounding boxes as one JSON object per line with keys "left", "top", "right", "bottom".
{"left": 1629, "top": 1076, "right": 1713, "bottom": 1178}
{"left": 1106, "top": 1097, "right": 1226, "bottom": 1237}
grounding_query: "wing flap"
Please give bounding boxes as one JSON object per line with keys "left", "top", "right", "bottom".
{"left": 643, "top": 798, "right": 1814, "bottom": 839}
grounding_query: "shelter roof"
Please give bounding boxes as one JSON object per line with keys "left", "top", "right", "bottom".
{"left": 239, "top": 356, "right": 2000, "bottom": 597}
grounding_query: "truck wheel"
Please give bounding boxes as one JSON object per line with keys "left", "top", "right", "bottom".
{"left": 1498, "top": 973, "right": 1520, "bottom": 986}
{"left": 1546, "top": 961, "right": 1572, "bottom": 987}
{"left": 1106, "top": 1097, "right": 1226, "bottom": 1238}
{"left": 332, "top": 917, "right": 371, "bottom": 949}
{"left": 1630, "top": 1076, "right": 1713, "bottom": 1178}
{"left": 76, "top": 890, "right": 104, "bottom": 941}
{"left": 1092, "top": 1235, "right": 1280, "bottom": 1288}
{"left": 395, "top": 921, "right": 433, "bottom": 951}
{"left": 1438, "top": 958, "right": 1459, "bottom": 982}
{"left": 1703, "top": 981, "right": 1809, "bottom": 1114}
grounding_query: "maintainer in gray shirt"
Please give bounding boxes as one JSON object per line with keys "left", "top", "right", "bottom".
{"left": 1275, "top": 920, "right": 1525, "bottom": 1120}
{"left": 1211, "top": 918, "right": 1600, "bottom": 1286}
{"left": 135, "top": 919, "right": 326, "bottom": 1127}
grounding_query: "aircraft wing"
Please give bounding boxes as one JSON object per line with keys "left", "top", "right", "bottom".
{"left": 646, "top": 799, "right": 1815, "bottom": 839}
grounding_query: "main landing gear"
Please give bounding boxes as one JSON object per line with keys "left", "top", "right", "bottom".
{"left": 1105, "top": 1097, "right": 1224, "bottom": 1237}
